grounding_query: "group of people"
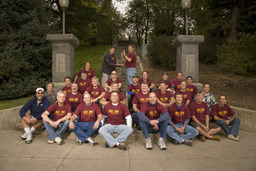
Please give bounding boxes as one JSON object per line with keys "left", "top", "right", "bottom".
{"left": 19, "top": 45, "right": 241, "bottom": 151}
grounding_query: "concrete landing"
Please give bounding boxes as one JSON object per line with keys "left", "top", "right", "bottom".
{"left": 0, "top": 129, "right": 256, "bottom": 171}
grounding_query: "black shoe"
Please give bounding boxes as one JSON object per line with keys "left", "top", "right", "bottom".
{"left": 182, "top": 139, "right": 192, "bottom": 146}
{"left": 172, "top": 139, "right": 179, "bottom": 145}
{"left": 105, "top": 142, "right": 109, "bottom": 148}
{"left": 137, "top": 124, "right": 141, "bottom": 130}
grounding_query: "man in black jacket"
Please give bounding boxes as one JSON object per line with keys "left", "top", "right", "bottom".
{"left": 101, "top": 47, "right": 123, "bottom": 86}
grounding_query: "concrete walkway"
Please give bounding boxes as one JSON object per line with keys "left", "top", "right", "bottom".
{"left": 0, "top": 128, "right": 256, "bottom": 171}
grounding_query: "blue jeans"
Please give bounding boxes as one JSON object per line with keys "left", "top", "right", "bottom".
{"left": 126, "top": 68, "right": 136, "bottom": 85}
{"left": 214, "top": 118, "right": 240, "bottom": 136}
{"left": 132, "top": 112, "right": 140, "bottom": 125}
{"left": 43, "top": 120, "right": 69, "bottom": 140}
{"left": 73, "top": 122, "right": 102, "bottom": 142}
{"left": 166, "top": 123, "right": 199, "bottom": 144}
{"left": 140, "top": 120, "right": 168, "bottom": 139}
{"left": 99, "top": 124, "right": 133, "bottom": 148}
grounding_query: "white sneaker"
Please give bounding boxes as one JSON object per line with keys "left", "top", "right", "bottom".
{"left": 26, "top": 133, "right": 32, "bottom": 144}
{"left": 86, "top": 137, "right": 95, "bottom": 146}
{"left": 146, "top": 138, "right": 153, "bottom": 150}
{"left": 48, "top": 139, "right": 55, "bottom": 144}
{"left": 55, "top": 137, "right": 62, "bottom": 145}
{"left": 20, "top": 133, "right": 27, "bottom": 140}
{"left": 158, "top": 138, "right": 167, "bottom": 150}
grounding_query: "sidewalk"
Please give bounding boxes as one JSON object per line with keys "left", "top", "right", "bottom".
{"left": 0, "top": 128, "right": 255, "bottom": 171}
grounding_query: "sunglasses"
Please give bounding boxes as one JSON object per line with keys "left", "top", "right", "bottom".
{"left": 37, "top": 92, "right": 44, "bottom": 95}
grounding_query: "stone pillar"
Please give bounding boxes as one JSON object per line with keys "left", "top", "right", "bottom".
{"left": 46, "top": 34, "right": 79, "bottom": 91}
{"left": 172, "top": 35, "right": 204, "bottom": 83}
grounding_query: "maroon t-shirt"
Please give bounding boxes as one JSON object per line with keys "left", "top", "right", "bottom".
{"left": 46, "top": 103, "right": 71, "bottom": 121}
{"left": 128, "top": 84, "right": 141, "bottom": 93}
{"left": 157, "top": 80, "right": 173, "bottom": 90}
{"left": 74, "top": 102, "right": 102, "bottom": 122}
{"left": 186, "top": 84, "right": 198, "bottom": 98}
{"left": 155, "top": 90, "right": 173, "bottom": 104}
{"left": 126, "top": 52, "right": 136, "bottom": 68}
{"left": 77, "top": 78, "right": 91, "bottom": 94}
{"left": 86, "top": 86, "right": 105, "bottom": 99}
{"left": 211, "top": 104, "right": 235, "bottom": 120}
{"left": 62, "top": 86, "right": 71, "bottom": 94}
{"left": 140, "top": 102, "right": 166, "bottom": 120}
{"left": 65, "top": 92, "right": 83, "bottom": 112}
{"left": 103, "top": 92, "right": 126, "bottom": 102}
{"left": 189, "top": 101, "right": 209, "bottom": 123}
{"left": 132, "top": 92, "right": 149, "bottom": 110}
{"left": 106, "top": 78, "right": 122, "bottom": 86}
{"left": 179, "top": 90, "right": 192, "bottom": 105}
{"left": 76, "top": 68, "right": 96, "bottom": 80}
{"left": 110, "top": 54, "right": 115, "bottom": 71}
{"left": 168, "top": 103, "right": 191, "bottom": 124}
{"left": 138, "top": 78, "right": 153, "bottom": 87}
{"left": 172, "top": 79, "right": 181, "bottom": 92}
{"left": 103, "top": 103, "right": 130, "bottom": 125}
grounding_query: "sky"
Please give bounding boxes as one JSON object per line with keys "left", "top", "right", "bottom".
{"left": 113, "top": 0, "right": 131, "bottom": 15}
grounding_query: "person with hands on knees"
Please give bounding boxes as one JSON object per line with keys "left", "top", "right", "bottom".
{"left": 166, "top": 92, "right": 199, "bottom": 146}
{"left": 42, "top": 91, "right": 71, "bottom": 145}
{"left": 138, "top": 92, "right": 169, "bottom": 150}
{"left": 69, "top": 93, "right": 103, "bottom": 146}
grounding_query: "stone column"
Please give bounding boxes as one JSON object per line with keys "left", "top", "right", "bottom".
{"left": 46, "top": 34, "right": 79, "bottom": 90}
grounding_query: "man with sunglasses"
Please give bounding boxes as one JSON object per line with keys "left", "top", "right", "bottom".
{"left": 19, "top": 88, "right": 51, "bottom": 144}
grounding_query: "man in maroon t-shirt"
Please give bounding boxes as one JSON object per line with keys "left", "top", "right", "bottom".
{"left": 157, "top": 72, "right": 173, "bottom": 93}
{"left": 98, "top": 91, "right": 133, "bottom": 150}
{"left": 104, "top": 70, "right": 122, "bottom": 92}
{"left": 211, "top": 94, "right": 240, "bottom": 141}
{"left": 121, "top": 44, "right": 136, "bottom": 85}
{"left": 156, "top": 81, "right": 175, "bottom": 108}
{"left": 65, "top": 83, "right": 83, "bottom": 112}
{"left": 166, "top": 92, "right": 199, "bottom": 146}
{"left": 138, "top": 71, "right": 155, "bottom": 92}
{"left": 190, "top": 91, "right": 221, "bottom": 142}
{"left": 62, "top": 77, "right": 72, "bottom": 94}
{"left": 186, "top": 76, "right": 198, "bottom": 101}
{"left": 139, "top": 92, "right": 169, "bottom": 150}
{"left": 42, "top": 91, "right": 72, "bottom": 145}
{"left": 179, "top": 80, "right": 192, "bottom": 105}
{"left": 74, "top": 62, "right": 96, "bottom": 82}
{"left": 77, "top": 71, "right": 91, "bottom": 94}
{"left": 132, "top": 82, "right": 149, "bottom": 126}
{"left": 85, "top": 76, "right": 106, "bottom": 104}
{"left": 128, "top": 75, "right": 141, "bottom": 110}
{"left": 100, "top": 82, "right": 126, "bottom": 106}
{"left": 69, "top": 93, "right": 103, "bottom": 145}
{"left": 171, "top": 72, "right": 183, "bottom": 92}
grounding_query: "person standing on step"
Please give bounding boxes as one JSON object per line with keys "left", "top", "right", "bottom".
{"left": 121, "top": 44, "right": 136, "bottom": 85}
{"left": 19, "top": 88, "right": 51, "bottom": 144}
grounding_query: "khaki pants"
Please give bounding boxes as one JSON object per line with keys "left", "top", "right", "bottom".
{"left": 101, "top": 73, "right": 110, "bottom": 86}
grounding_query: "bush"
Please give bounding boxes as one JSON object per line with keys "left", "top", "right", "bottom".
{"left": 148, "top": 35, "right": 176, "bottom": 70}
{"left": 217, "top": 33, "right": 256, "bottom": 75}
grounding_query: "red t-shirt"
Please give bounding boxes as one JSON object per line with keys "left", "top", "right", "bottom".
{"left": 74, "top": 102, "right": 102, "bottom": 122}
{"left": 103, "top": 92, "right": 126, "bottom": 102}
{"left": 65, "top": 92, "right": 83, "bottom": 112}
{"left": 189, "top": 101, "right": 209, "bottom": 123}
{"left": 211, "top": 104, "right": 235, "bottom": 120}
{"left": 77, "top": 78, "right": 91, "bottom": 94}
{"left": 138, "top": 78, "right": 153, "bottom": 87}
{"left": 62, "top": 86, "right": 71, "bottom": 94}
{"left": 172, "top": 79, "right": 181, "bottom": 92}
{"left": 155, "top": 90, "right": 173, "bottom": 103}
{"left": 157, "top": 80, "right": 173, "bottom": 90}
{"left": 110, "top": 54, "right": 115, "bottom": 71}
{"left": 179, "top": 90, "right": 192, "bottom": 104}
{"left": 186, "top": 84, "right": 198, "bottom": 98}
{"left": 128, "top": 84, "right": 141, "bottom": 93}
{"left": 103, "top": 103, "right": 130, "bottom": 125}
{"left": 86, "top": 86, "right": 105, "bottom": 99}
{"left": 126, "top": 52, "right": 136, "bottom": 68}
{"left": 105, "top": 78, "right": 122, "bottom": 86}
{"left": 46, "top": 103, "right": 71, "bottom": 121}
{"left": 140, "top": 102, "right": 166, "bottom": 120}
{"left": 132, "top": 92, "right": 149, "bottom": 109}
{"left": 76, "top": 68, "right": 96, "bottom": 80}
{"left": 168, "top": 103, "right": 191, "bottom": 124}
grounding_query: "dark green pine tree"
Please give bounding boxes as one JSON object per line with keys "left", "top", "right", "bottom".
{"left": 0, "top": 0, "right": 59, "bottom": 99}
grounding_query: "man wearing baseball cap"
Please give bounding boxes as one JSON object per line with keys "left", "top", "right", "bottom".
{"left": 19, "top": 87, "right": 51, "bottom": 144}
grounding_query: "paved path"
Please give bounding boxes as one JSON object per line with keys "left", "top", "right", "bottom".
{"left": 0, "top": 129, "right": 256, "bottom": 171}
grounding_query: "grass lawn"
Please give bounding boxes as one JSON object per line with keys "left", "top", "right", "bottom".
{"left": 0, "top": 45, "right": 109, "bottom": 110}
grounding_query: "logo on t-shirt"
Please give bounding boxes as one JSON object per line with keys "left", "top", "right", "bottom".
{"left": 160, "top": 97, "right": 169, "bottom": 102}
{"left": 149, "top": 110, "right": 157, "bottom": 116}
{"left": 197, "top": 108, "right": 205, "bottom": 113}
{"left": 183, "top": 94, "right": 187, "bottom": 99}
{"left": 79, "top": 82, "right": 87, "bottom": 86}
{"left": 140, "top": 98, "right": 149, "bottom": 103}
{"left": 175, "top": 111, "right": 184, "bottom": 116}
{"left": 83, "top": 110, "right": 93, "bottom": 115}
{"left": 177, "top": 85, "right": 181, "bottom": 89}
{"left": 55, "top": 110, "right": 66, "bottom": 116}
{"left": 218, "top": 111, "right": 227, "bottom": 116}
{"left": 69, "top": 98, "right": 79, "bottom": 102}
{"left": 92, "top": 92, "right": 99, "bottom": 96}
{"left": 109, "top": 109, "right": 119, "bottom": 115}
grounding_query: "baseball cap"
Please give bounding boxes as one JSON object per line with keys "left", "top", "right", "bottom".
{"left": 36, "top": 87, "right": 44, "bottom": 92}
{"left": 162, "top": 72, "right": 168, "bottom": 76}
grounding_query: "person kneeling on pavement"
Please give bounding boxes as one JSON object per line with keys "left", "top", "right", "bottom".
{"left": 139, "top": 92, "right": 169, "bottom": 150}
{"left": 166, "top": 92, "right": 199, "bottom": 146}
{"left": 42, "top": 91, "right": 71, "bottom": 145}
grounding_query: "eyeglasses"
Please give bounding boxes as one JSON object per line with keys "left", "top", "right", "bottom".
{"left": 37, "top": 93, "right": 44, "bottom": 95}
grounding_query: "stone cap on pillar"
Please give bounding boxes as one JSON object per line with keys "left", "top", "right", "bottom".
{"left": 172, "top": 35, "right": 204, "bottom": 47}
{"left": 46, "top": 34, "right": 79, "bottom": 47}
